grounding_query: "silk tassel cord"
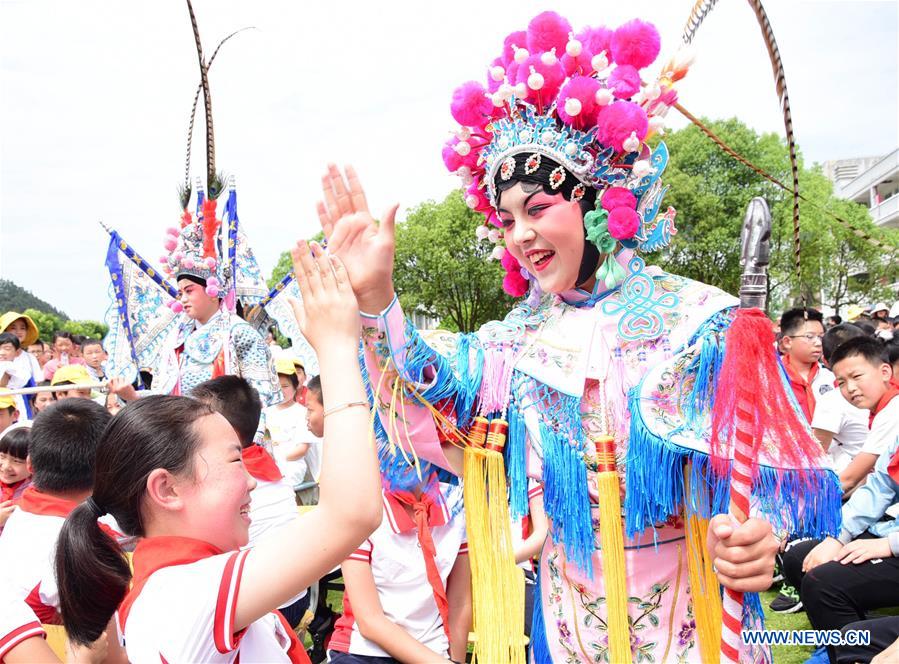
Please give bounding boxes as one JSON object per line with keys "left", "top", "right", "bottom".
{"left": 463, "top": 418, "right": 490, "bottom": 660}
{"left": 593, "top": 435, "right": 631, "bottom": 664}
{"left": 483, "top": 419, "right": 526, "bottom": 663}
{"left": 593, "top": 377, "right": 631, "bottom": 664}
{"left": 683, "top": 464, "right": 723, "bottom": 664}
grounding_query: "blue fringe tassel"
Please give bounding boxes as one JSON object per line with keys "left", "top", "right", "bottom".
{"left": 541, "top": 417, "right": 594, "bottom": 576}
{"left": 452, "top": 334, "right": 482, "bottom": 430}
{"left": 625, "top": 390, "right": 842, "bottom": 539}
{"left": 681, "top": 311, "right": 730, "bottom": 431}
{"left": 530, "top": 568, "right": 552, "bottom": 664}
{"left": 506, "top": 380, "right": 529, "bottom": 520}
{"left": 397, "top": 322, "right": 485, "bottom": 413}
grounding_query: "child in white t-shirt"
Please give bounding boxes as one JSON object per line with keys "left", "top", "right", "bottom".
{"left": 265, "top": 359, "right": 313, "bottom": 487}
{"left": 832, "top": 336, "right": 899, "bottom": 498}
{"left": 812, "top": 324, "right": 869, "bottom": 475}
{"left": 329, "top": 461, "right": 471, "bottom": 664}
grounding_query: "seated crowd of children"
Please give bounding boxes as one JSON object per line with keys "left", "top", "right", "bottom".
{"left": 0, "top": 287, "right": 898, "bottom": 663}
{"left": 770, "top": 307, "right": 899, "bottom": 664}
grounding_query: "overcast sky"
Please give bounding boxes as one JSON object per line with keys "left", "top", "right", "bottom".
{"left": 1, "top": 0, "right": 897, "bottom": 320}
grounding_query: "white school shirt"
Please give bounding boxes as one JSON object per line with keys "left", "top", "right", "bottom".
{"left": 121, "top": 548, "right": 305, "bottom": 663}
{"left": 0, "top": 489, "right": 123, "bottom": 624}
{"left": 0, "top": 352, "right": 40, "bottom": 414}
{"left": 811, "top": 388, "right": 869, "bottom": 472}
{"left": 264, "top": 404, "right": 309, "bottom": 486}
{"left": 0, "top": 598, "right": 45, "bottom": 661}
{"left": 866, "top": 397, "right": 899, "bottom": 456}
{"left": 240, "top": 448, "right": 307, "bottom": 607}
{"left": 811, "top": 365, "right": 837, "bottom": 402}
{"left": 0, "top": 494, "right": 70, "bottom": 623}
{"left": 329, "top": 482, "right": 467, "bottom": 659}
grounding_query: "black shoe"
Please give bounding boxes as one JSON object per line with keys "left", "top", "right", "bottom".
{"left": 771, "top": 553, "right": 784, "bottom": 584}
{"left": 769, "top": 584, "right": 803, "bottom": 613}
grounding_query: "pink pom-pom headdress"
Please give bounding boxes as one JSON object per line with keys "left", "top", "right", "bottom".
{"left": 161, "top": 178, "right": 232, "bottom": 296}
{"left": 444, "top": 12, "right": 695, "bottom": 295}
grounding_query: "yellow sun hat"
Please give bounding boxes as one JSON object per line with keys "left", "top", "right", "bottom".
{"left": 274, "top": 357, "right": 297, "bottom": 377}
{"left": 0, "top": 312, "right": 40, "bottom": 348}
{"left": 0, "top": 389, "right": 16, "bottom": 411}
{"left": 50, "top": 364, "right": 93, "bottom": 387}
{"left": 844, "top": 304, "right": 865, "bottom": 322}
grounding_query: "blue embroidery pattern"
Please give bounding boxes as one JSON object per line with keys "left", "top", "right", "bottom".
{"left": 602, "top": 256, "right": 680, "bottom": 341}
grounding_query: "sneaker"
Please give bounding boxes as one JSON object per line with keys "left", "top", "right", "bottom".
{"left": 803, "top": 646, "right": 829, "bottom": 663}
{"left": 771, "top": 553, "right": 785, "bottom": 584}
{"left": 769, "top": 583, "right": 803, "bottom": 613}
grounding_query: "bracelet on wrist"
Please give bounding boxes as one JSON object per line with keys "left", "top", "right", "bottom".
{"left": 323, "top": 400, "right": 369, "bottom": 418}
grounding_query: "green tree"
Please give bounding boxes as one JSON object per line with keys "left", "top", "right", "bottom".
{"left": 647, "top": 119, "right": 899, "bottom": 312}
{"left": 62, "top": 320, "right": 109, "bottom": 340}
{"left": 267, "top": 231, "right": 325, "bottom": 290}
{"left": 394, "top": 190, "right": 513, "bottom": 332}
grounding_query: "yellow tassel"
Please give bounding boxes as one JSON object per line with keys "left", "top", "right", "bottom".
{"left": 684, "top": 466, "right": 722, "bottom": 664}
{"left": 464, "top": 419, "right": 526, "bottom": 663}
{"left": 593, "top": 435, "right": 631, "bottom": 664}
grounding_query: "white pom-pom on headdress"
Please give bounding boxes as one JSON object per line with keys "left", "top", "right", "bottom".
{"left": 540, "top": 48, "right": 558, "bottom": 66}
{"left": 565, "top": 34, "right": 582, "bottom": 57}
{"left": 527, "top": 67, "right": 545, "bottom": 90}
{"left": 622, "top": 131, "right": 641, "bottom": 153}
{"left": 490, "top": 245, "right": 506, "bottom": 261}
{"left": 564, "top": 97, "right": 583, "bottom": 117}
{"left": 595, "top": 88, "right": 614, "bottom": 106}
{"left": 591, "top": 51, "right": 609, "bottom": 72}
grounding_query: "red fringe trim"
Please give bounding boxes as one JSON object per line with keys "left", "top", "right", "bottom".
{"left": 710, "top": 308, "right": 822, "bottom": 478}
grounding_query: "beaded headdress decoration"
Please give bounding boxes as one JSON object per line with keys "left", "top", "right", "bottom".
{"left": 158, "top": 178, "right": 268, "bottom": 314}
{"left": 443, "top": 11, "right": 694, "bottom": 296}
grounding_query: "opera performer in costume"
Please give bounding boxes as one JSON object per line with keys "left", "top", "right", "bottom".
{"left": 312, "top": 11, "right": 839, "bottom": 664}
{"left": 107, "top": 189, "right": 282, "bottom": 408}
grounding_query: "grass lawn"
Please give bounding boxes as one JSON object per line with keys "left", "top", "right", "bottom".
{"left": 760, "top": 589, "right": 814, "bottom": 664}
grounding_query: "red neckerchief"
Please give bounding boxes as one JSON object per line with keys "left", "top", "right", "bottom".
{"left": 241, "top": 445, "right": 283, "bottom": 482}
{"left": 119, "top": 536, "right": 310, "bottom": 664}
{"left": 18, "top": 486, "right": 79, "bottom": 518}
{"left": 118, "top": 536, "right": 223, "bottom": 629}
{"left": 871, "top": 379, "right": 899, "bottom": 429}
{"left": 296, "top": 387, "right": 307, "bottom": 407}
{"left": 385, "top": 475, "right": 450, "bottom": 640}
{"left": 783, "top": 355, "right": 820, "bottom": 423}
{"left": 1, "top": 478, "right": 29, "bottom": 503}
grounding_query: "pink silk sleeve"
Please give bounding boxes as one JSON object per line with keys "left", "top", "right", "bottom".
{"left": 360, "top": 296, "right": 455, "bottom": 473}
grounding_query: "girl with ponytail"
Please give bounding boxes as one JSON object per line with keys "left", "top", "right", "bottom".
{"left": 55, "top": 241, "right": 382, "bottom": 662}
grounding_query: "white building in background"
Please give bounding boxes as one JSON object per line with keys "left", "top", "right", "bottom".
{"left": 822, "top": 149, "right": 899, "bottom": 309}
{"left": 823, "top": 149, "right": 899, "bottom": 229}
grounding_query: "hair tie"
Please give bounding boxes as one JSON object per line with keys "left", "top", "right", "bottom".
{"left": 85, "top": 497, "right": 105, "bottom": 518}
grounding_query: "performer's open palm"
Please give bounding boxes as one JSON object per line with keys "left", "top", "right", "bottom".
{"left": 317, "top": 164, "right": 398, "bottom": 313}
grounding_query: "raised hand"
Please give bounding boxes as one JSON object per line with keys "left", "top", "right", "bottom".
{"left": 317, "top": 164, "right": 398, "bottom": 313}
{"left": 289, "top": 240, "right": 359, "bottom": 355}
